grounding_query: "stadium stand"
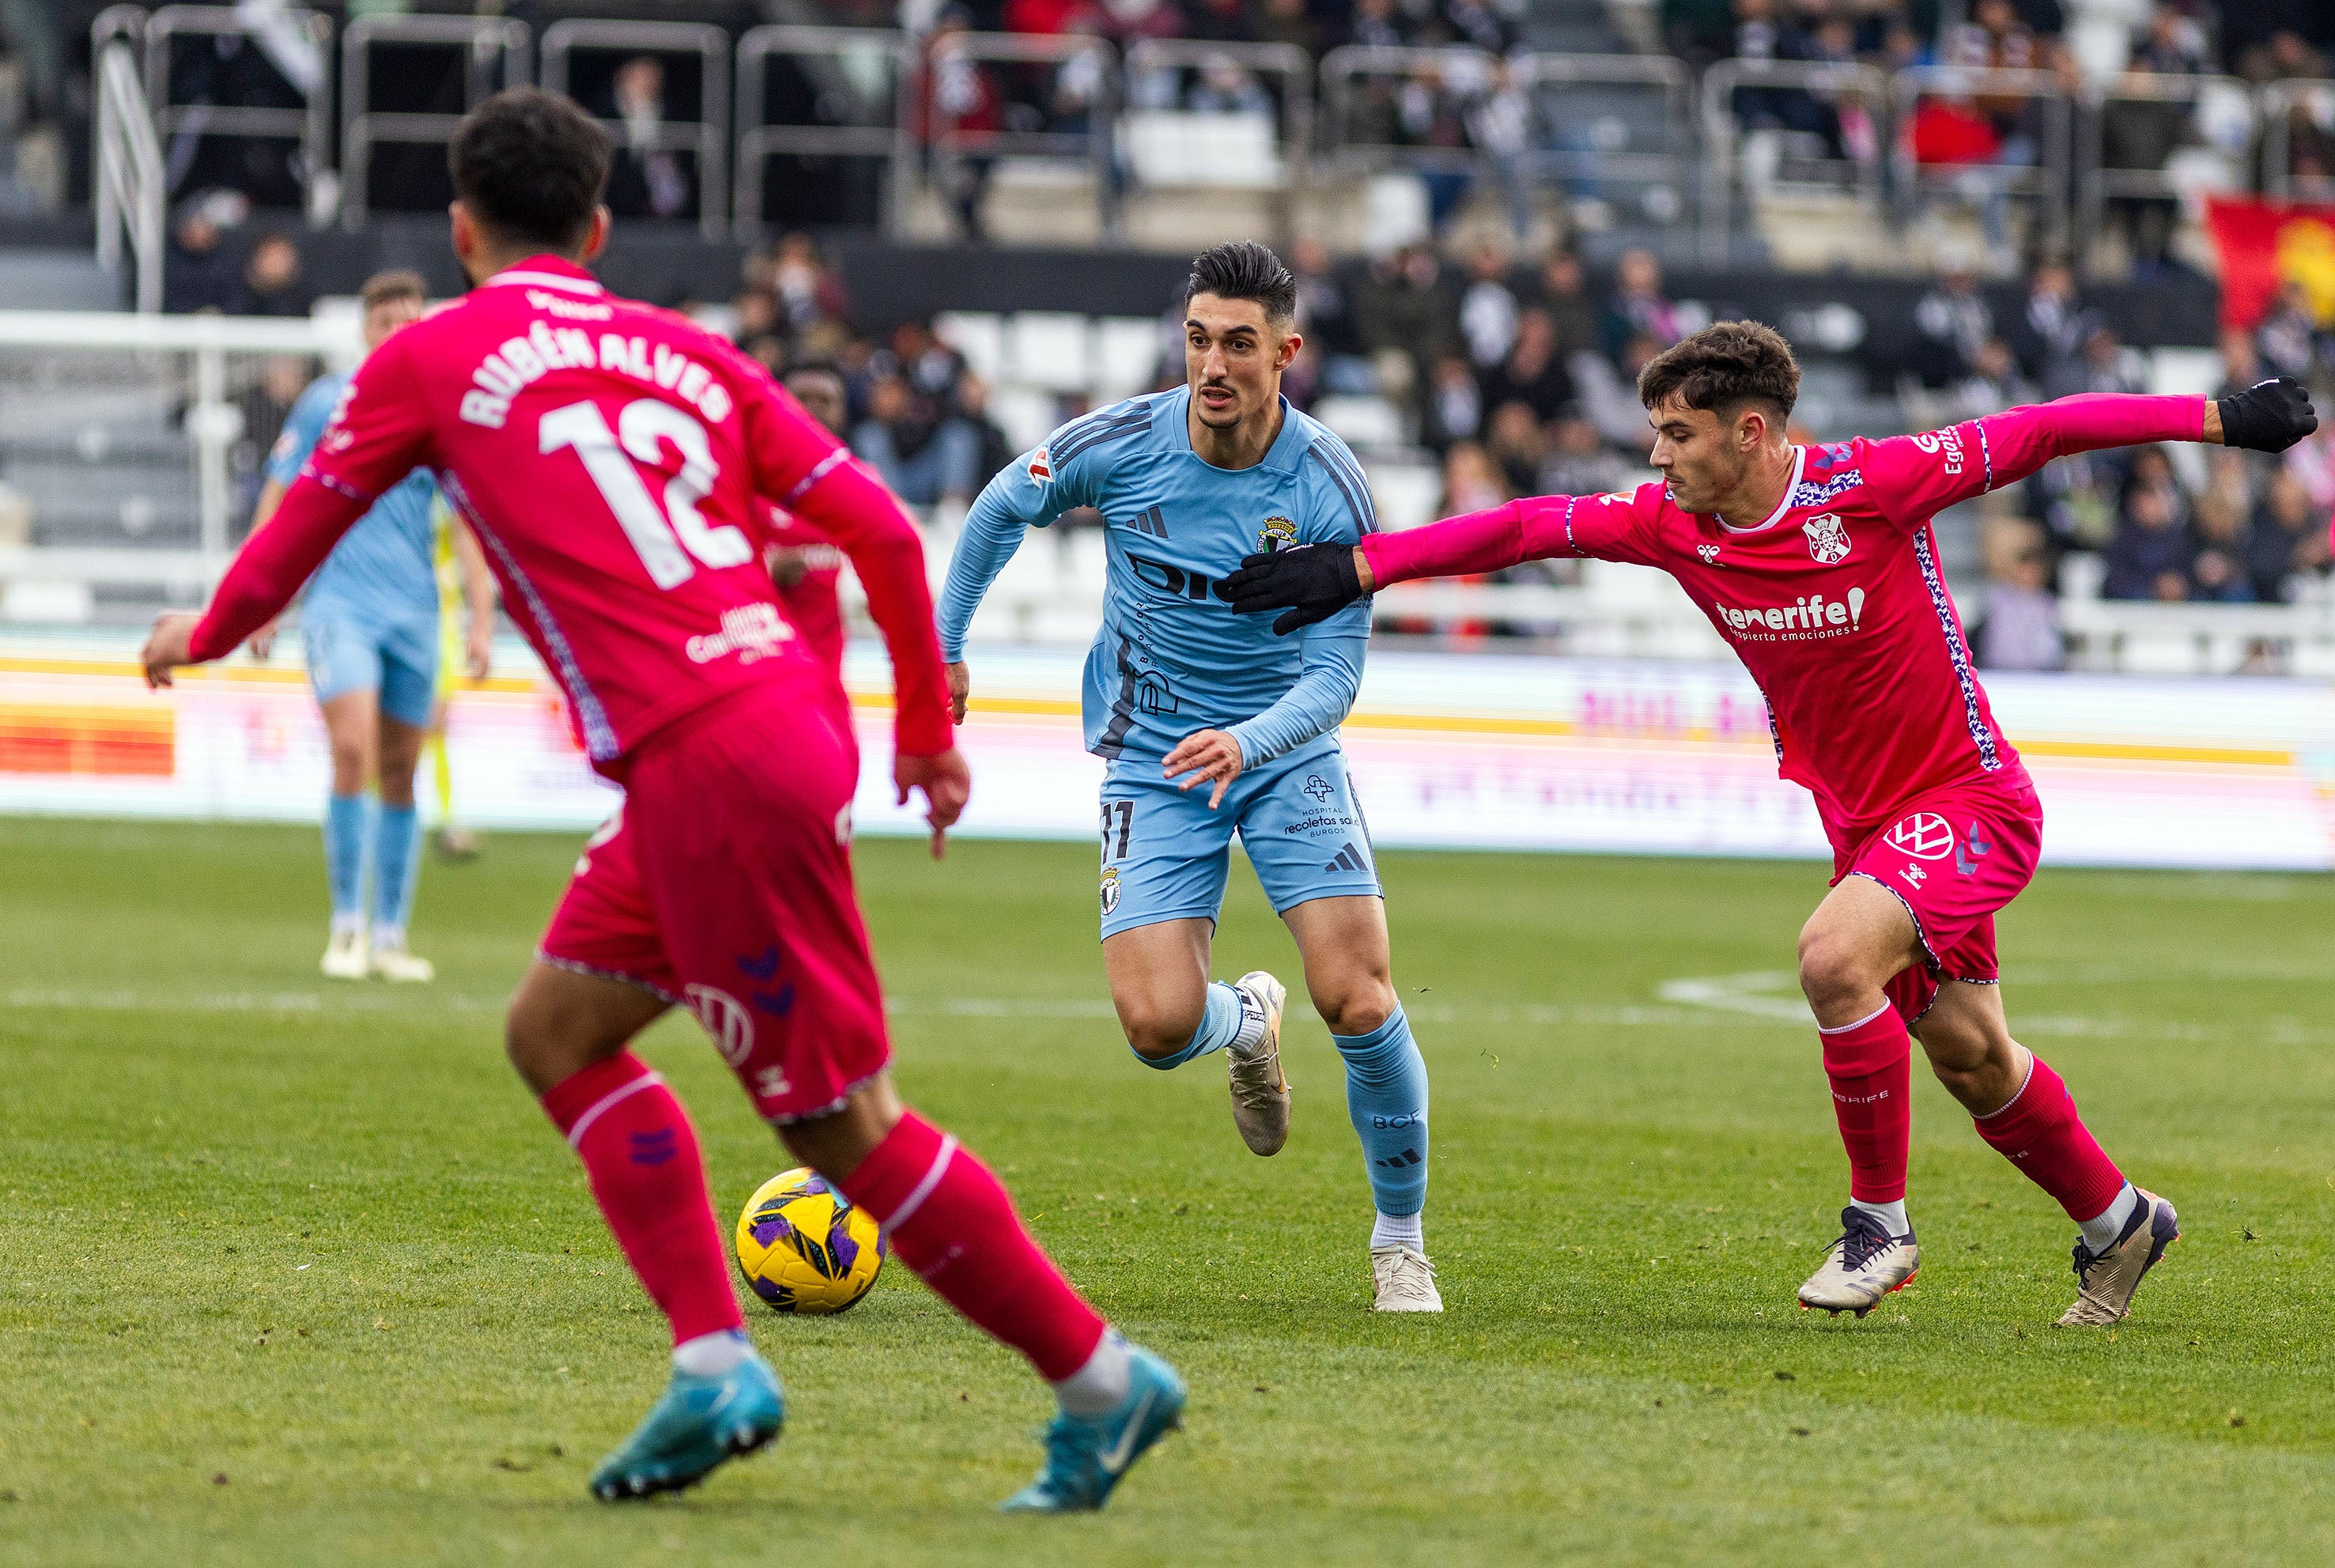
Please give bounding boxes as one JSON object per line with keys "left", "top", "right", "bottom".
{"left": 2, "top": 0, "right": 2332, "bottom": 672}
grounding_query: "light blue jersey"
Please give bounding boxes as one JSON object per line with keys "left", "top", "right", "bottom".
{"left": 939, "top": 385, "right": 1382, "bottom": 938}
{"left": 936, "top": 387, "right": 1374, "bottom": 770}
{"left": 267, "top": 370, "right": 440, "bottom": 621}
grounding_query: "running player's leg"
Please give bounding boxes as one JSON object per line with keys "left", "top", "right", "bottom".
{"left": 1246, "top": 750, "right": 1435, "bottom": 1308}
{"left": 308, "top": 610, "right": 383, "bottom": 978}
{"left": 366, "top": 618, "right": 437, "bottom": 979}
{"left": 1793, "top": 873, "right": 1923, "bottom": 1313}
{"left": 1916, "top": 944, "right": 2178, "bottom": 1326}
{"left": 637, "top": 697, "right": 1181, "bottom": 1510}
{"left": 1098, "top": 762, "right": 1287, "bottom": 1150}
{"left": 515, "top": 805, "right": 776, "bottom": 1500}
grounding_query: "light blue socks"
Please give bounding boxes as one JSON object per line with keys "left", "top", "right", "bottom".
{"left": 325, "top": 793, "right": 368, "bottom": 934}
{"left": 372, "top": 802, "right": 421, "bottom": 940}
{"left": 1131, "top": 980, "right": 1245, "bottom": 1071}
{"left": 1332, "top": 1006, "right": 1430, "bottom": 1227}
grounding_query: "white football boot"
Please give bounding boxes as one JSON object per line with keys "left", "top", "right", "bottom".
{"left": 320, "top": 924, "right": 368, "bottom": 981}
{"left": 1370, "top": 1245, "right": 1443, "bottom": 1313}
{"left": 1224, "top": 970, "right": 1290, "bottom": 1156}
{"left": 367, "top": 933, "right": 436, "bottom": 983}
{"left": 1798, "top": 1206, "right": 1919, "bottom": 1317}
{"left": 2057, "top": 1188, "right": 2179, "bottom": 1327}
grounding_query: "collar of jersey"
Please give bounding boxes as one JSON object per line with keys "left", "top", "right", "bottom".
{"left": 1713, "top": 444, "right": 1805, "bottom": 535}
{"left": 1177, "top": 388, "right": 1305, "bottom": 473}
{"left": 481, "top": 255, "right": 606, "bottom": 297}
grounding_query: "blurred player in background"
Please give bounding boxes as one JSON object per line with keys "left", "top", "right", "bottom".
{"left": 762, "top": 361, "right": 852, "bottom": 738}
{"left": 142, "top": 89, "right": 1182, "bottom": 1513}
{"left": 1223, "top": 321, "right": 2318, "bottom": 1328}
{"left": 939, "top": 242, "right": 1443, "bottom": 1313}
{"left": 423, "top": 495, "right": 498, "bottom": 861}
{"left": 250, "top": 270, "right": 495, "bottom": 981}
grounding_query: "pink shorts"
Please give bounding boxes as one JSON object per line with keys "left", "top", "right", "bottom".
{"left": 1829, "top": 776, "right": 2043, "bottom": 1027}
{"left": 539, "top": 688, "right": 890, "bottom": 1123}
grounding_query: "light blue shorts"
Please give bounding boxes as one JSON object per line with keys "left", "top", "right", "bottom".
{"left": 304, "top": 602, "right": 440, "bottom": 727}
{"left": 1098, "top": 742, "right": 1381, "bottom": 939}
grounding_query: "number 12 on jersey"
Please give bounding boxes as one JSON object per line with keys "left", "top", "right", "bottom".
{"left": 539, "top": 397, "right": 752, "bottom": 588}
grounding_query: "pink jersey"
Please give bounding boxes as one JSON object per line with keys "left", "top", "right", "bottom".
{"left": 1363, "top": 394, "right": 2205, "bottom": 843}
{"left": 762, "top": 501, "right": 847, "bottom": 679}
{"left": 189, "top": 255, "right": 950, "bottom": 772}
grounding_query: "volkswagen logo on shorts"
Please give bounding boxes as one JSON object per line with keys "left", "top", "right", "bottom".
{"left": 684, "top": 984, "right": 756, "bottom": 1066}
{"left": 1887, "top": 812, "right": 1955, "bottom": 861}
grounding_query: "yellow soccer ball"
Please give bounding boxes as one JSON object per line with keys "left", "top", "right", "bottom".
{"left": 735, "top": 1167, "right": 885, "bottom": 1315}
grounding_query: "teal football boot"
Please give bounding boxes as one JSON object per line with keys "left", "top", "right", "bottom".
{"left": 998, "top": 1343, "right": 1185, "bottom": 1513}
{"left": 588, "top": 1350, "right": 786, "bottom": 1501}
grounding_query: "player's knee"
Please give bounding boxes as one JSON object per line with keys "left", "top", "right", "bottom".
{"left": 1796, "top": 931, "right": 1873, "bottom": 1012}
{"left": 1317, "top": 977, "right": 1395, "bottom": 1038}
{"left": 1119, "top": 1001, "right": 1203, "bottom": 1064}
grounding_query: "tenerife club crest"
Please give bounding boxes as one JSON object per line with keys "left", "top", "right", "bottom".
{"left": 1802, "top": 511, "right": 1851, "bottom": 565}
{"left": 1256, "top": 515, "right": 1298, "bottom": 554}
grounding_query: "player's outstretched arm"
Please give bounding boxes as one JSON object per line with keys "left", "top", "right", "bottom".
{"left": 1218, "top": 494, "right": 1625, "bottom": 633}
{"left": 1867, "top": 381, "right": 2318, "bottom": 527}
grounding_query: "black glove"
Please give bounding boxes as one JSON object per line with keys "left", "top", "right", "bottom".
{"left": 2216, "top": 376, "right": 2318, "bottom": 454}
{"left": 1213, "top": 542, "right": 1366, "bottom": 635}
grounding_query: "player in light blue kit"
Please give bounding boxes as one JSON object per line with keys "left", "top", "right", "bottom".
{"left": 249, "top": 270, "right": 495, "bottom": 982}
{"left": 937, "top": 243, "right": 1440, "bottom": 1311}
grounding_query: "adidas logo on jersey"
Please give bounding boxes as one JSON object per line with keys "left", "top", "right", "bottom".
{"left": 1323, "top": 841, "right": 1369, "bottom": 875}
{"left": 1124, "top": 504, "right": 1169, "bottom": 538}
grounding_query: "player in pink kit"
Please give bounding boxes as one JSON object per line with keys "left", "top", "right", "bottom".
{"left": 139, "top": 89, "right": 1182, "bottom": 1512}
{"left": 1221, "top": 321, "right": 2318, "bottom": 1326}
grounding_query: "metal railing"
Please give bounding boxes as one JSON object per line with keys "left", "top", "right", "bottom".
{"left": 145, "top": 4, "right": 333, "bottom": 221}
{"left": 2261, "top": 77, "right": 2335, "bottom": 202}
{"left": 542, "top": 20, "right": 728, "bottom": 240}
{"left": 2079, "top": 72, "right": 2255, "bottom": 255}
{"left": 0, "top": 311, "right": 348, "bottom": 591}
{"left": 1513, "top": 51, "right": 1693, "bottom": 215}
{"left": 1699, "top": 58, "right": 1887, "bottom": 263}
{"left": 340, "top": 14, "right": 531, "bottom": 229}
{"left": 734, "top": 25, "right": 915, "bottom": 236}
{"left": 95, "top": 42, "right": 165, "bottom": 315}
{"left": 926, "top": 32, "right": 1120, "bottom": 237}
{"left": 1317, "top": 44, "right": 1498, "bottom": 176}
{"left": 1889, "top": 65, "right": 2077, "bottom": 256}
{"left": 1122, "top": 38, "right": 1313, "bottom": 197}
{"left": 92, "top": 4, "right": 147, "bottom": 56}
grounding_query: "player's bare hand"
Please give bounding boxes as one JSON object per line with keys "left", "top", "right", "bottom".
{"left": 141, "top": 612, "right": 199, "bottom": 690}
{"left": 465, "top": 622, "right": 493, "bottom": 682}
{"left": 945, "top": 660, "right": 971, "bottom": 725}
{"left": 897, "top": 747, "right": 971, "bottom": 859}
{"left": 1163, "top": 727, "right": 1244, "bottom": 810}
{"left": 247, "top": 616, "right": 279, "bottom": 661}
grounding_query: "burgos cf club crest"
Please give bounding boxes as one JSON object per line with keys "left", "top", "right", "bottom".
{"left": 1802, "top": 512, "right": 1850, "bottom": 565}
{"left": 1098, "top": 864, "right": 1121, "bottom": 915}
{"left": 1256, "top": 515, "right": 1298, "bottom": 553}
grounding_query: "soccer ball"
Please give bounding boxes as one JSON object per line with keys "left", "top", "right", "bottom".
{"left": 734, "top": 1167, "right": 885, "bottom": 1315}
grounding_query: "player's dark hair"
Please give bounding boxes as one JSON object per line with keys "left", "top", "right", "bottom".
{"left": 448, "top": 88, "right": 612, "bottom": 253}
{"left": 359, "top": 269, "right": 426, "bottom": 312}
{"left": 1637, "top": 320, "right": 1800, "bottom": 425}
{"left": 1184, "top": 241, "right": 1297, "bottom": 330}
{"left": 783, "top": 359, "right": 844, "bottom": 386}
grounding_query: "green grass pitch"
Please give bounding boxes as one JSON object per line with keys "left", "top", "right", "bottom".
{"left": 3, "top": 817, "right": 2333, "bottom": 1566}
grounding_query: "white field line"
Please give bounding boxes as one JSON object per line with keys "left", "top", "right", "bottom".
{"left": 9, "top": 978, "right": 2329, "bottom": 1046}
